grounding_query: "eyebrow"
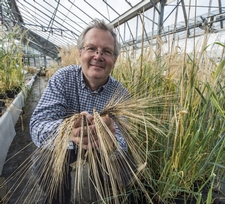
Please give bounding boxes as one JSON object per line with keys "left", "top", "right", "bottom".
{"left": 84, "top": 44, "right": 114, "bottom": 50}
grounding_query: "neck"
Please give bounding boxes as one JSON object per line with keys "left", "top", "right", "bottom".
{"left": 84, "top": 76, "right": 108, "bottom": 91}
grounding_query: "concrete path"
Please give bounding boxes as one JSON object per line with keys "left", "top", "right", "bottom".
{"left": 0, "top": 76, "right": 47, "bottom": 203}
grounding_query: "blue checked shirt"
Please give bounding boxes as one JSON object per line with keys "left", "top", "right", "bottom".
{"left": 30, "top": 65, "right": 128, "bottom": 150}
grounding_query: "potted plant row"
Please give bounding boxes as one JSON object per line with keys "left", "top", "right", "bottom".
{"left": 0, "top": 25, "right": 25, "bottom": 116}
{"left": 0, "top": 25, "right": 26, "bottom": 114}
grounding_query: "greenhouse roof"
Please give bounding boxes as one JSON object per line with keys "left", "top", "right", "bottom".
{"left": 3, "top": 0, "right": 225, "bottom": 59}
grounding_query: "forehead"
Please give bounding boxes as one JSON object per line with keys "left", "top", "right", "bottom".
{"left": 83, "top": 28, "right": 115, "bottom": 49}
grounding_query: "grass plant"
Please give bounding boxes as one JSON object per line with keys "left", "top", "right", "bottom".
{"left": 58, "top": 45, "right": 80, "bottom": 67}
{"left": 112, "top": 35, "right": 225, "bottom": 203}
{"left": 1, "top": 74, "right": 175, "bottom": 203}
{"left": 1, "top": 16, "right": 225, "bottom": 204}
{"left": 0, "top": 25, "right": 27, "bottom": 95}
{"left": 1, "top": 35, "right": 225, "bottom": 204}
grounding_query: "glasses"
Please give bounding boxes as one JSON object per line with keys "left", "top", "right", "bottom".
{"left": 82, "top": 46, "right": 115, "bottom": 57}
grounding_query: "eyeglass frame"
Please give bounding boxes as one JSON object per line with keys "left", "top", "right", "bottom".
{"left": 81, "top": 46, "right": 116, "bottom": 58}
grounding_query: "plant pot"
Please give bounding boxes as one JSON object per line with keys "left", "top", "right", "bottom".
{"left": 0, "top": 101, "right": 5, "bottom": 107}
{"left": 0, "top": 106, "right": 6, "bottom": 114}
{"left": 0, "top": 93, "right": 6, "bottom": 107}
{"left": 14, "top": 86, "right": 21, "bottom": 94}
{"left": 0, "top": 93, "right": 6, "bottom": 99}
{"left": 6, "top": 89, "right": 16, "bottom": 98}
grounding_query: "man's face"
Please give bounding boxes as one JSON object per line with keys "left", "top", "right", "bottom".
{"left": 79, "top": 28, "right": 117, "bottom": 89}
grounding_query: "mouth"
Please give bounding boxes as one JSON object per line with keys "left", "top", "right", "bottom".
{"left": 90, "top": 63, "right": 104, "bottom": 69}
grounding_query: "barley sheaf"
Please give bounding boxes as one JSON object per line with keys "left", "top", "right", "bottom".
{"left": 0, "top": 84, "right": 171, "bottom": 204}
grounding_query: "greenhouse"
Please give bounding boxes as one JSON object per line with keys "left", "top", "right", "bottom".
{"left": 0, "top": 0, "right": 225, "bottom": 203}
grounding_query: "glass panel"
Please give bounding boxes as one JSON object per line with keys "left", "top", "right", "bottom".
{"left": 3, "top": 0, "right": 223, "bottom": 58}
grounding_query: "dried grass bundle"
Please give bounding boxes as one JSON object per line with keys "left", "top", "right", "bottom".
{"left": 58, "top": 45, "right": 80, "bottom": 67}
{"left": 0, "top": 83, "right": 172, "bottom": 204}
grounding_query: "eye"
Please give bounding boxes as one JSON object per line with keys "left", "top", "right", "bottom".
{"left": 86, "top": 46, "right": 96, "bottom": 52}
{"left": 103, "top": 49, "right": 113, "bottom": 56}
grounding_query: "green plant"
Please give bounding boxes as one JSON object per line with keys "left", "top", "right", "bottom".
{"left": 1, "top": 31, "right": 225, "bottom": 204}
{"left": 0, "top": 25, "right": 27, "bottom": 95}
{"left": 112, "top": 38, "right": 225, "bottom": 203}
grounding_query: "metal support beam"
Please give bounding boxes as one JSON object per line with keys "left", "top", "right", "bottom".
{"left": 218, "top": 0, "right": 223, "bottom": 29}
{"left": 84, "top": 0, "right": 109, "bottom": 21}
{"left": 7, "top": 0, "right": 23, "bottom": 22}
{"left": 125, "top": 21, "right": 135, "bottom": 44}
{"left": 181, "top": 0, "right": 190, "bottom": 37}
{"left": 150, "top": 0, "right": 160, "bottom": 14}
{"left": 152, "top": 6, "right": 156, "bottom": 38}
{"left": 111, "top": 0, "right": 160, "bottom": 27}
{"left": 156, "top": 0, "right": 166, "bottom": 53}
{"left": 7, "top": 0, "right": 61, "bottom": 58}
{"left": 162, "top": 0, "right": 181, "bottom": 25}
{"left": 0, "top": 2, "right": 3, "bottom": 24}
{"left": 5, "top": 0, "right": 225, "bottom": 58}
{"left": 157, "top": 0, "right": 166, "bottom": 36}
{"left": 21, "top": 26, "right": 59, "bottom": 59}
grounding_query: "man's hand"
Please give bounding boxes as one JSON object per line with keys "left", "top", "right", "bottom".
{"left": 101, "top": 115, "right": 116, "bottom": 136}
{"left": 71, "top": 112, "right": 116, "bottom": 150}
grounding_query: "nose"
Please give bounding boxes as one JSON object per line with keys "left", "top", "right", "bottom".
{"left": 94, "top": 50, "right": 104, "bottom": 59}
{"left": 95, "top": 50, "right": 103, "bottom": 56}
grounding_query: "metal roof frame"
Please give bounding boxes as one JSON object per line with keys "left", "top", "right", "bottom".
{"left": 2, "top": 0, "right": 225, "bottom": 59}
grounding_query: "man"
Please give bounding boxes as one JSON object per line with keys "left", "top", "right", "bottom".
{"left": 30, "top": 19, "right": 128, "bottom": 204}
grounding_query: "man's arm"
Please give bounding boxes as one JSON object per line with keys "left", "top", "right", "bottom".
{"left": 30, "top": 71, "right": 69, "bottom": 147}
